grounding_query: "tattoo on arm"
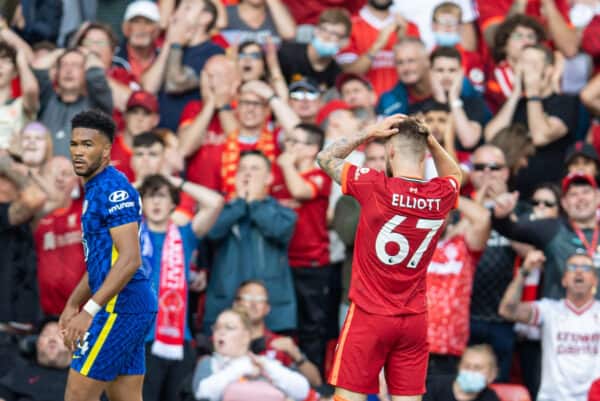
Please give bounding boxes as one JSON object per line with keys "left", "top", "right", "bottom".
{"left": 317, "top": 132, "right": 368, "bottom": 185}
{"left": 165, "top": 47, "right": 199, "bottom": 94}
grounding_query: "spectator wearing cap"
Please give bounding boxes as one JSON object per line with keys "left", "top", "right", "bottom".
{"left": 566, "top": 140, "right": 600, "bottom": 178}
{"left": 278, "top": 8, "right": 351, "bottom": 90}
{"left": 32, "top": 48, "right": 112, "bottom": 157}
{"left": 486, "top": 44, "right": 586, "bottom": 199}
{"left": 336, "top": 0, "right": 420, "bottom": 96}
{"left": 142, "top": 0, "right": 224, "bottom": 131}
{"left": 336, "top": 72, "right": 377, "bottom": 125}
{"left": 288, "top": 78, "right": 322, "bottom": 125}
{"left": 493, "top": 172, "right": 600, "bottom": 301}
{"left": 117, "top": 0, "right": 162, "bottom": 84}
{"left": 499, "top": 248, "right": 600, "bottom": 401}
{"left": 111, "top": 91, "right": 160, "bottom": 182}
{"left": 377, "top": 38, "right": 480, "bottom": 118}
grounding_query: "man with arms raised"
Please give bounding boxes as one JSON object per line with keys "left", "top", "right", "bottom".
{"left": 317, "top": 115, "right": 461, "bottom": 401}
{"left": 60, "top": 109, "right": 157, "bottom": 401}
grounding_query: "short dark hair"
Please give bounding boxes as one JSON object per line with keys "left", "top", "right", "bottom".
{"left": 430, "top": 46, "right": 462, "bottom": 65}
{"left": 73, "top": 22, "right": 118, "bottom": 49}
{"left": 240, "top": 149, "right": 271, "bottom": 170}
{"left": 139, "top": 174, "right": 180, "bottom": 205}
{"left": 133, "top": 131, "right": 165, "bottom": 149}
{"left": 202, "top": 0, "right": 218, "bottom": 32}
{"left": 57, "top": 48, "right": 85, "bottom": 69}
{"left": 0, "top": 41, "right": 16, "bottom": 66}
{"left": 71, "top": 109, "right": 116, "bottom": 143}
{"left": 420, "top": 100, "right": 450, "bottom": 114}
{"left": 235, "top": 279, "right": 269, "bottom": 299}
{"left": 295, "top": 123, "right": 325, "bottom": 150}
{"left": 318, "top": 8, "right": 352, "bottom": 37}
{"left": 493, "top": 14, "right": 545, "bottom": 63}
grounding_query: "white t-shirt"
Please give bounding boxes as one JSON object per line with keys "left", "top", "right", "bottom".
{"left": 392, "top": 0, "right": 478, "bottom": 50}
{"left": 533, "top": 298, "right": 600, "bottom": 401}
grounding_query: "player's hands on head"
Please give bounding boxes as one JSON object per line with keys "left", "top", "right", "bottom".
{"left": 366, "top": 114, "right": 406, "bottom": 139}
{"left": 62, "top": 310, "right": 93, "bottom": 352}
{"left": 493, "top": 191, "right": 519, "bottom": 219}
{"left": 523, "top": 249, "right": 546, "bottom": 272}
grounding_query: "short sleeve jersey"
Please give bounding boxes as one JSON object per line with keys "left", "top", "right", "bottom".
{"left": 533, "top": 299, "right": 600, "bottom": 401}
{"left": 82, "top": 166, "right": 157, "bottom": 313}
{"left": 341, "top": 163, "right": 458, "bottom": 316}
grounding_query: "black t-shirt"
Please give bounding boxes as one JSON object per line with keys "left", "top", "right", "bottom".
{"left": 278, "top": 41, "right": 341, "bottom": 90}
{"left": 424, "top": 375, "right": 501, "bottom": 401}
{"left": 0, "top": 357, "right": 68, "bottom": 401}
{"left": 0, "top": 203, "right": 40, "bottom": 324}
{"left": 512, "top": 94, "right": 580, "bottom": 198}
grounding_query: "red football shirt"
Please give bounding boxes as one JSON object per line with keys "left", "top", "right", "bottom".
{"left": 34, "top": 197, "right": 86, "bottom": 315}
{"left": 341, "top": 164, "right": 459, "bottom": 316}
{"left": 259, "top": 329, "right": 294, "bottom": 367}
{"left": 427, "top": 235, "right": 481, "bottom": 356}
{"left": 337, "top": 6, "right": 420, "bottom": 96}
{"left": 272, "top": 168, "right": 332, "bottom": 267}
{"left": 477, "top": 0, "right": 571, "bottom": 33}
{"left": 110, "top": 134, "right": 135, "bottom": 182}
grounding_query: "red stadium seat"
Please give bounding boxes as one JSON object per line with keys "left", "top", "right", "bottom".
{"left": 489, "top": 384, "right": 532, "bottom": 401}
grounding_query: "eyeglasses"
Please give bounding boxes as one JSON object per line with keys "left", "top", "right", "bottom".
{"left": 532, "top": 199, "right": 557, "bottom": 208}
{"left": 472, "top": 163, "right": 505, "bottom": 171}
{"left": 238, "top": 99, "right": 266, "bottom": 108}
{"left": 290, "top": 91, "right": 319, "bottom": 101}
{"left": 510, "top": 32, "right": 538, "bottom": 42}
{"left": 236, "top": 294, "right": 268, "bottom": 303}
{"left": 566, "top": 263, "right": 595, "bottom": 272}
{"left": 284, "top": 137, "right": 311, "bottom": 146}
{"left": 239, "top": 51, "right": 263, "bottom": 60}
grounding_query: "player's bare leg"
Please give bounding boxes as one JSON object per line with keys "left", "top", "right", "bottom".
{"left": 105, "top": 374, "right": 144, "bottom": 401}
{"left": 64, "top": 369, "right": 107, "bottom": 401}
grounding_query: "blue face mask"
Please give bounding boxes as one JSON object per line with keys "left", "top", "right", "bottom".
{"left": 456, "top": 370, "right": 487, "bottom": 393}
{"left": 434, "top": 31, "right": 461, "bottom": 47}
{"left": 311, "top": 36, "right": 340, "bottom": 58}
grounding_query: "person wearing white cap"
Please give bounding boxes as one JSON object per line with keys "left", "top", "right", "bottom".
{"left": 118, "top": 1, "right": 162, "bottom": 83}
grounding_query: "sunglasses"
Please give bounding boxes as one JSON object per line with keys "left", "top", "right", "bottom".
{"left": 532, "top": 199, "right": 557, "bottom": 208}
{"left": 239, "top": 51, "right": 263, "bottom": 60}
{"left": 566, "top": 263, "right": 595, "bottom": 272}
{"left": 290, "top": 91, "right": 319, "bottom": 101}
{"left": 472, "top": 163, "right": 505, "bottom": 172}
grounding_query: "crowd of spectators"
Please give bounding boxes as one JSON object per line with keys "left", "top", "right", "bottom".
{"left": 3, "top": 0, "right": 600, "bottom": 400}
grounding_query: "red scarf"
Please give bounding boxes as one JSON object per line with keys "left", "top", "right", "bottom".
{"left": 493, "top": 61, "right": 514, "bottom": 98}
{"left": 152, "top": 222, "right": 187, "bottom": 360}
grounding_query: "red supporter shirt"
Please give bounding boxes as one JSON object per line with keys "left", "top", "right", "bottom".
{"left": 259, "top": 329, "right": 294, "bottom": 367}
{"left": 341, "top": 164, "right": 459, "bottom": 316}
{"left": 457, "top": 45, "right": 485, "bottom": 92}
{"left": 476, "top": 0, "right": 571, "bottom": 33}
{"left": 337, "top": 6, "right": 420, "bottom": 96}
{"left": 582, "top": 17, "right": 600, "bottom": 74}
{"left": 271, "top": 168, "right": 332, "bottom": 267}
{"left": 282, "top": 0, "right": 363, "bottom": 25}
{"left": 110, "top": 134, "right": 135, "bottom": 182}
{"left": 34, "top": 197, "right": 86, "bottom": 315}
{"left": 427, "top": 235, "right": 481, "bottom": 356}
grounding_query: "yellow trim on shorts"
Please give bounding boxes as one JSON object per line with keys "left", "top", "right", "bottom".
{"left": 80, "top": 312, "right": 117, "bottom": 376}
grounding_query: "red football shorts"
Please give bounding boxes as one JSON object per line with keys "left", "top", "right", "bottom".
{"left": 328, "top": 303, "right": 428, "bottom": 395}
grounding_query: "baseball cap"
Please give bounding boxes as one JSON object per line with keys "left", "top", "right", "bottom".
{"left": 316, "top": 100, "right": 351, "bottom": 126}
{"left": 126, "top": 91, "right": 159, "bottom": 113}
{"left": 561, "top": 172, "right": 597, "bottom": 193}
{"left": 565, "top": 141, "right": 600, "bottom": 165}
{"left": 289, "top": 77, "right": 320, "bottom": 94}
{"left": 123, "top": 1, "right": 160, "bottom": 23}
{"left": 335, "top": 72, "right": 372, "bottom": 92}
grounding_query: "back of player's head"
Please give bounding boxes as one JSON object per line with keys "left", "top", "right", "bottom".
{"left": 139, "top": 174, "right": 180, "bottom": 205}
{"left": 295, "top": 123, "right": 326, "bottom": 151}
{"left": 71, "top": 109, "right": 116, "bottom": 143}
{"left": 387, "top": 117, "right": 430, "bottom": 160}
{"left": 133, "top": 131, "right": 165, "bottom": 149}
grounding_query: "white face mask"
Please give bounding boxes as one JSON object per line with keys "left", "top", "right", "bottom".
{"left": 570, "top": 3, "right": 596, "bottom": 28}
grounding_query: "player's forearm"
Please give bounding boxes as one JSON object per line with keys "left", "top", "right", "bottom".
{"left": 427, "top": 135, "right": 462, "bottom": 182}
{"left": 91, "top": 253, "right": 141, "bottom": 307}
{"left": 317, "top": 130, "right": 369, "bottom": 184}
{"left": 66, "top": 272, "right": 92, "bottom": 308}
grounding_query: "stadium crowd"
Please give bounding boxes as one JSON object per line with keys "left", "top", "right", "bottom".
{"left": 1, "top": 0, "right": 600, "bottom": 400}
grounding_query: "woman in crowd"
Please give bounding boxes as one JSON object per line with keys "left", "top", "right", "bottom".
{"left": 236, "top": 40, "right": 287, "bottom": 100}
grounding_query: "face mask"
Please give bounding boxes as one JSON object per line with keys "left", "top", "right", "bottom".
{"left": 456, "top": 370, "right": 487, "bottom": 393}
{"left": 368, "top": 0, "right": 393, "bottom": 11}
{"left": 434, "top": 31, "right": 461, "bottom": 47}
{"left": 311, "top": 36, "right": 340, "bottom": 58}
{"left": 569, "top": 3, "right": 595, "bottom": 28}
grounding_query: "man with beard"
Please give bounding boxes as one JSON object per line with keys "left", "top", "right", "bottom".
{"left": 0, "top": 319, "right": 72, "bottom": 401}
{"left": 60, "top": 109, "right": 157, "bottom": 401}
{"left": 337, "top": 0, "right": 420, "bottom": 96}
{"left": 499, "top": 249, "right": 600, "bottom": 401}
